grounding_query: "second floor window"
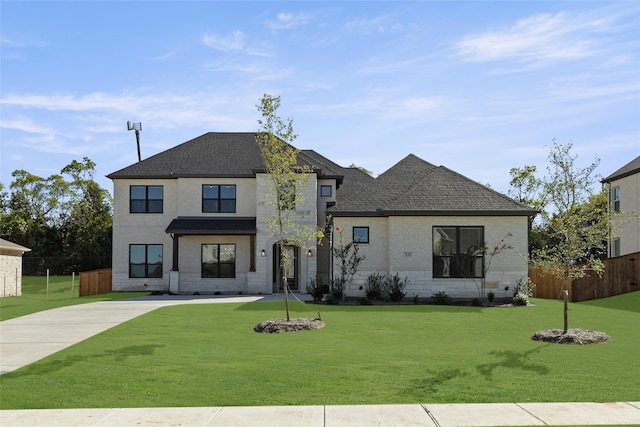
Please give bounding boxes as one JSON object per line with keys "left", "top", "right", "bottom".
{"left": 613, "top": 187, "right": 620, "bottom": 213}
{"left": 279, "top": 181, "right": 296, "bottom": 211}
{"left": 130, "top": 186, "right": 163, "bottom": 213}
{"left": 203, "top": 185, "right": 236, "bottom": 213}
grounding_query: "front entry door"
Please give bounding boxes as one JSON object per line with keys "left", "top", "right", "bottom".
{"left": 273, "top": 244, "right": 298, "bottom": 291}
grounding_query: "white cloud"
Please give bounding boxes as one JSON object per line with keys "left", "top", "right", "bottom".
{"left": 266, "top": 12, "right": 310, "bottom": 31}
{"left": 346, "top": 15, "right": 404, "bottom": 35}
{"left": 202, "top": 30, "right": 246, "bottom": 52}
{"left": 0, "top": 115, "right": 58, "bottom": 134}
{"left": 455, "top": 10, "right": 609, "bottom": 66}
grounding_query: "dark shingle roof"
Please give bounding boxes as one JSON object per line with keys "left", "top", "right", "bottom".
{"left": 330, "top": 154, "right": 537, "bottom": 217}
{"left": 165, "top": 217, "right": 256, "bottom": 235}
{"left": 108, "top": 133, "right": 264, "bottom": 179}
{"left": 108, "top": 133, "right": 535, "bottom": 217}
{"left": 107, "top": 132, "right": 344, "bottom": 181}
{"left": 602, "top": 156, "right": 640, "bottom": 182}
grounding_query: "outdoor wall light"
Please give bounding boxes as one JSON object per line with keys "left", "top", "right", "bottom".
{"left": 307, "top": 249, "right": 313, "bottom": 257}
{"left": 261, "top": 249, "right": 266, "bottom": 257}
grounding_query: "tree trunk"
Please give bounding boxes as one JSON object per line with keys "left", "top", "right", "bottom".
{"left": 563, "top": 268, "right": 569, "bottom": 334}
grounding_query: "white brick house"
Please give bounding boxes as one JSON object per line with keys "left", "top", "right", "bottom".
{"left": 0, "top": 238, "right": 31, "bottom": 297}
{"left": 108, "top": 133, "right": 535, "bottom": 299}
{"left": 602, "top": 156, "right": 640, "bottom": 257}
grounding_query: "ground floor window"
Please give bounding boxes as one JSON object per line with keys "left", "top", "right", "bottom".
{"left": 202, "top": 244, "right": 236, "bottom": 278}
{"left": 129, "top": 244, "right": 163, "bottom": 278}
{"left": 433, "top": 226, "right": 484, "bottom": 278}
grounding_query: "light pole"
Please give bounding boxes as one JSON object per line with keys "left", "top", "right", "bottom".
{"left": 127, "top": 121, "right": 142, "bottom": 162}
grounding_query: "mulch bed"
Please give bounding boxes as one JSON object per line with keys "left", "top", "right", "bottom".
{"left": 532, "top": 328, "right": 611, "bottom": 344}
{"left": 254, "top": 317, "right": 326, "bottom": 333}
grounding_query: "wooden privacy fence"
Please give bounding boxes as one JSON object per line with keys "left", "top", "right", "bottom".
{"left": 529, "top": 252, "right": 640, "bottom": 302}
{"left": 79, "top": 268, "right": 112, "bottom": 296}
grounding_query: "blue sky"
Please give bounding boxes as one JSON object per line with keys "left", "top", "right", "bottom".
{"left": 1, "top": 1, "right": 639, "bottom": 196}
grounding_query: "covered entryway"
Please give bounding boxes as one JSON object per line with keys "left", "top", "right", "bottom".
{"left": 273, "top": 243, "right": 299, "bottom": 291}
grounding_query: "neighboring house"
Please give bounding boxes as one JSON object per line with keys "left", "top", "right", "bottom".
{"left": 108, "top": 132, "right": 535, "bottom": 299}
{"left": 602, "top": 156, "right": 640, "bottom": 257}
{"left": 0, "top": 238, "right": 31, "bottom": 297}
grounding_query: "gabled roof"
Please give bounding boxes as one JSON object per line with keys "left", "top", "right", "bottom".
{"left": 602, "top": 156, "right": 640, "bottom": 183}
{"left": 329, "top": 154, "right": 537, "bottom": 217}
{"left": 0, "top": 238, "right": 31, "bottom": 253}
{"left": 107, "top": 132, "right": 343, "bottom": 181}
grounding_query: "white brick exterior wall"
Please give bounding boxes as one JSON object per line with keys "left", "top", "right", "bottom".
{"left": 608, "top": 172, "right": 640, "bottom": 256}
{"left": 333, "top": 216, "right": 528, "bottom": 299}
{"left": 112, "top": 174, "right": 321, "bottom": 294}
{"left": 0, "top": 251, "right": 24, "bottom": 297}
{"left": 111, "top": 172, "right": 529, "bottom": 299}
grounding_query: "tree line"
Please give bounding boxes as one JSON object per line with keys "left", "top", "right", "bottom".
{"left": 0, "top": 157, "right": 112, "bottom": 275}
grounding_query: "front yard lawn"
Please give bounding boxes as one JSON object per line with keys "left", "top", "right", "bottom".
{"left": 0, "top": 291, "right": 638, "bottom": 409}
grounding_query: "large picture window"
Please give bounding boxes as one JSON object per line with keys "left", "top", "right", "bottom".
{"left": 433, "top": 226, "right": 484, "bottom": 278}
{"left": 130, "top": 186, "right": 163, "bottom": 213}
{"left": 203, "top": 185, "right": 236, "bottom": 213}
{"left": 202, "top": 244, "right": 236, "bottom": 278}
{"left": 129, "top": 244, "right": 163, "bottom": 278}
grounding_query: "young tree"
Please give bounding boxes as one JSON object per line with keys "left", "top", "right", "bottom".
{"left": 331, "top": 225, "right": 366, "bottom": 301}
{"left": 529, "top": 141, "right": 608, "bottom": 333}
{"left": 256, "top": 94, "right": 323, "bottom": 321}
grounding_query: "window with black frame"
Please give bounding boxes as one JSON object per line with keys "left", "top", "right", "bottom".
{"left": 130, "top": 186, "right": 163, "bottom": 213}
{"left": 353, "top": 227, "right": 369, "bottom": 243}
{"left": 433, "top": 226, "right": 484, "bottom": 278}
{"left": 202, "top": 184, "right": 236, "bottom": 213}
{"left": 202, "top": 244, "right": 236, "bottom": 278}
{"left": 612, "top": 187, "right": 620, "bottom": 213}
{"left": 129, "top": 244, "right": 163, "bottom": 278}
{"left": 279, "top": 181, "right": 296, "bottom": 210}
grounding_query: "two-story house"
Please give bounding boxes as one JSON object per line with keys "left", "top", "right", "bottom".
{"left": 108, "top": 132, "right": 536, "bottom": 299}
{"left": 602, "top": 156, "right": 640, "bottom": 257}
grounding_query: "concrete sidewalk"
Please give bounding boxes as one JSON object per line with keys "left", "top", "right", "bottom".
{"left": 1, "top": 295, "right": 639, "bottom": 426}
{"left": 2, "top": 402, "right": 639, "bottom": 426}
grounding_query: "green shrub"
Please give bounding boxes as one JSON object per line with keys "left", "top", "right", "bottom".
{"left": 431, "top": 291, "right": 451, "bottom": 305}
{"left": 306, "top": 276, "right": 329, "bottom": 301}
{"left": 358, "top": 297, "right": 373, "bottom": 305}
{"left": 487, "top": 292, "right": 495, "bottom": 303}
{"left": 513, "top": 277, "right": 535, "bottom": 306}
{"left": 330, "top": 277, "right": 345, "bottom": 300}
{"left": 385, "top": 273, "right": 408, "bottom": 302}
{"left": 365, "top": 273, "right": 386, "bottom": 300}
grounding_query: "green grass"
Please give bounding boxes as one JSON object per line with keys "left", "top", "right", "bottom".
{"left": 1, "top": 292, "right": 639, "bottom": 409}
{"left": 0, "top": 276, "right": 150, "bottom": 321}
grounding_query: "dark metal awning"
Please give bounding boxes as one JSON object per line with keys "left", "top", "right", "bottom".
{"left": 165, "top": 217, "right": 257, "bottom": 235}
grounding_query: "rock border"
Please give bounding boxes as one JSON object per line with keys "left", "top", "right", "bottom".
{"left": 254, "top": 317, "right": 326, "bottom": 333}
{"left": 532, "top": 328, "right": 611, "bottom": 344}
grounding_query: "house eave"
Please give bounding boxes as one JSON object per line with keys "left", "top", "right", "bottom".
{"left": 330, "top": 209, "right": 537, "bottom": 217}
